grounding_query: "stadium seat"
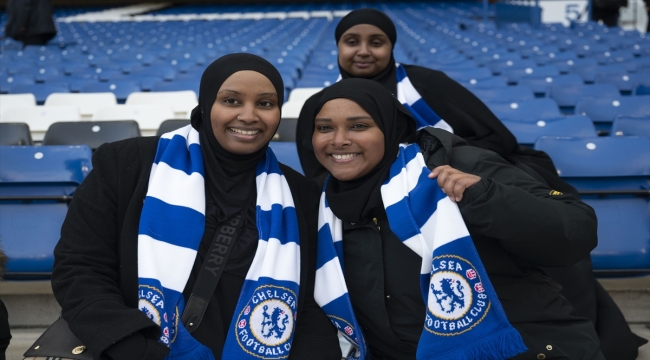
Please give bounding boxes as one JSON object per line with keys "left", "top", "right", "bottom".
{"left": 0, "top": 93, "right": 37, "bottom": 119}
{"left": 575, "top": 96, "right": 650, "bottom": 133}
{"left": 156, "top": 119, "right": 191, "bottom": 136}
{"left": 459, "top": 76, "right": 508, "bottom": 89}
{"left": 0, "top": 105, "right": 81, "bottom": 141}
{"left": 502, "top": 115, "right": 597, "bottom": 146}
{"left": 126, "top": 90, "right": 198, "bottom": 119}
{"left": 549, "top": 84, "right": 621, "bottom": 109}
{"left": 92, "top": 105, "right": 175, "bottom": 136}
{"left": 44, "top": 92, "right": 118, "bottom": 119}
{"left": 0, "top": 123, "right": 33, "bottom": 145}
{"left": 471, "top": 85, "right": 535, "bottom": 103}
{"left": 486, "top": 98, "right": 562, "bottom": 122}
{"left": 8, "top": 83, "right": 70, "bottom": 103}
{"left": 534, "top": 136, "right": 650, "bottom": 275}
{"left": 0, "top": 145, "right": 93, "bottom": 278}
{"left": 286, "top": 87, "right": 323, "bottom": 103}
{"left": 268, "top": 142, "right": 303, "bottom": 174}
{"left": 43, "top": 120, "right": 141, "bottom": 149}
{"left": 502, "top": 65, "right": 560, "bottom": 85}
{"left": 518, "top": 74, "right": 584, "bottom": 96}
{"left": 81, "top": 80, "right": 142, "bottom": 102}
{"left": 610, "top": 115, "right": 650, "bottom": 138}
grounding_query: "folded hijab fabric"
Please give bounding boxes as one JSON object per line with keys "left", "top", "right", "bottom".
{"left": 313, "top": 79, "right": 527, "bottom": 360}
{"left": 137, "top": 54, "right": 301, "bottom": 360}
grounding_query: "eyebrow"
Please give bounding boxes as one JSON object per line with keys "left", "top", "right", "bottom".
{"left": 217, "top": 89, "right": 277, "bottom": 98}
{"left": 342, "top": 33, "right": 388, "bottom": 38}
{"left": 314, "top": 116, "right": 373, "bottom": 121}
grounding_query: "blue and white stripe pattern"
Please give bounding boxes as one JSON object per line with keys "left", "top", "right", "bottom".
{"left": 138, "top": 125, "right": 301, "bottom": 360}
{"left": 395, "top": 63, "right": 453, "bottom": 133}
{"left": 315, "top": 143, "right": 527, "bottom": 360}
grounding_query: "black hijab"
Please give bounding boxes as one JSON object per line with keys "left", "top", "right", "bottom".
{"left": 190, "top": 53, "right": 284, "bottom": 225}
{"left": 315, "top": 78, "right": 416, "bottom": 223}
{"left": 336, "top": 8, "right": 399, "bottom": 94}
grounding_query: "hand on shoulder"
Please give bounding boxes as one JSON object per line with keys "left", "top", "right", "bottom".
{"left": 428, "top": 165, "right": 481, "bottom": 202}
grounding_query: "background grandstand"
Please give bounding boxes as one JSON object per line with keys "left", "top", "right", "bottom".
{"left": 0, "top": 1, "right": 648, "bottom": 359}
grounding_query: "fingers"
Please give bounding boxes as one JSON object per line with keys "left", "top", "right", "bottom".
{"left": 430, "top": 166, "right": 481, "bottom": 202}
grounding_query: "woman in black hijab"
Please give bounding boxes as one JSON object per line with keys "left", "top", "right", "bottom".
{"left": 312, "top": 78, "right": 604, "bottom": 360}
{"left": 297, "top": 9, "right": 647, "bottom": 359}
{"left": 296, "top": 8, "right": 570, "bottom": 195}
{"left": 51, "top": 53, "right": 341, "bottom": 360}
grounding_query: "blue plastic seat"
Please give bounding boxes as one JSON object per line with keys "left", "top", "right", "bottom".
{"left": 502, "top": 115, "right": 597, "bottom": 146}
{"left": 82, "top": 80, "right": 141, "bottom": 102}
{"left": 502, "top": 65, "right": 560, "bottom": 85}
{"left": 518, "top": 74, "right": 584, "bottom": 95}
{"left": 596, "top": 73, "right": 643, "bottom": 93}
{"left": 610, "top": 115, "right": 650, "bottom": 138}
{"left": 268, "top": 142, "right": 303, "bottom": 175}
{"left": 575, "top": 96, "right": 650, "bottom": 132}
{"left": 486, "top": 98, "right": 561, "bottom": 122}
{"left": 8, "top": 83, "right": 70, "bottom": 103}
{"left": 534, "top": 136, "right": 650, "bottom": 275}
{"left": 444, "top": 67, "right": 493, "bottom": 83}
{"left": 471, "top": 85, "right": 535, "bottom": 103}
{"left": 0, "top": 145, "right": 93, "bottom": 278}
{"left": 458, "top": 76, "right": 509, "bottom": 89}
{"left": 549, "top": 83, "right": 621, "bottom": 109}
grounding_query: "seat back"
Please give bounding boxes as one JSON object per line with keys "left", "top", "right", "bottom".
{"left": 44, "top": 92, "right": 117, "bottom": 119}
{"left": 471, "top": 85, "right": 535, "bottom": 103}
{"left": 487, "top": 98, "right": 561, "bottom": 122}
{"left": 0, "top": 105, "right": 81, "bottom": 141}
{"left": 43, "top": 120, "right": 141, "bottom": 149}
{"left": 610, "top": 115, "right": 650, "bottom": 138}
{"left": 549, "top": 83, "right": 620, "bottom": 108}
{"left": 502, "top": 115, "right": 596, "bottom": 146}
{"left": 0, "top": 122, "right": 33, "bottom": 145}
{"left": 575, "top": 96, "right": 650, "bottom": 131}
{"left": 534, "top": 136, "right": 650, "bottom": 275}
{"left": 0, "top": 145, "right": 93, "bottom": 278}
{"left": 0, "top": 93, "right": 37, "bottom": 119}
{"left": 156, "top": 119, "right": 191, "bottom": 136}
{"left": 286, "top": 87, "right": 323, "bottom": 103}
{"left": 92, "top": 105, "right": 175, "bottom": 136}
{"left": 126, "top": 90, "right": 197, "bottom": 119}
{"left": 268, "top": 142, "right": 303, "bottom": 174}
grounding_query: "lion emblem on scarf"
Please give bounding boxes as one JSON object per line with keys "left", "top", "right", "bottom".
{"left": 432, "top": 277, "right": 466, "bottom": 314}
{"left": 260, "top": 305, "right": 289, "bottom": 339}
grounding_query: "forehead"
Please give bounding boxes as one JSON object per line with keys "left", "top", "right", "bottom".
{"left": 316, "top": 98, "right": 372, "bottom": 118}
{"left": 219, "top": 70, "right": 276, "bottom": 92}
{"left": 341, "top": 24, "right": 388, "bottom": 38}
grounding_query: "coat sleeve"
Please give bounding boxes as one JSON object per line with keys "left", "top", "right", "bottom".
{"left": 453, "top": 147, "right": 598, "bottom": 267}
{"left": 282, "top": 168, "right": 342, "bottom": 360}
{"left": 51, "top": 143, "right": 168, "bottom": 360}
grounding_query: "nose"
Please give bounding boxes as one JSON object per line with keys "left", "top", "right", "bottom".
{"left": 237, "top": 104, "right": 258, "bottom": 123}
{"left": 357, "top": 41, "right": 370, "bottom": 56}
{"left": 331, "top": 128, "right": 351, "bottom": 146}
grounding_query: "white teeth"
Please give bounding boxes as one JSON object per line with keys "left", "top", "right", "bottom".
{"left": 332, "top": 154, "right": 357, "bottom": 160}
{"left": 230, "top": 128, "right": 259, "bottom": 135}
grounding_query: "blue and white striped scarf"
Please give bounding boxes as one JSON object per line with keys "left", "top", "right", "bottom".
{"left": 314, "top": 143, "right": 527, "bottom": 360}
{"left": 137, "top": 125, "right": 301, "bottom": 360}
{"left": 395, "top": 63, "right": 453, "bottom": 133}
{"left": 337, "top": 64, "right": 453, "bottom": 132}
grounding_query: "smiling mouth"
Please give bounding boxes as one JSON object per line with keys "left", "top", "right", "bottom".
{"left": 331, "top": 153, "right": 359, "bottom": 161}
{"left": 229, "top": 127, "right": 260, "bottom": 136}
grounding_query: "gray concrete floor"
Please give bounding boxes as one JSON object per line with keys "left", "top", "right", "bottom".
{"left": 5, "top": 324, "right": 650, "bottom": 360}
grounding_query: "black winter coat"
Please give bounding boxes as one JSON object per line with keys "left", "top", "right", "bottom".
{"left": 341, "top": 129, "right": 605, "bottom": 360}
{"left": 5, "top": 0, "right": 56, "bottom": 42}
{"left": 51, "top": 137, "right": 341, "bottom": 360}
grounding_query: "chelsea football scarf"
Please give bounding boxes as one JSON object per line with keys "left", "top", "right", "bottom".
{"left": 314, "top": 143, "right": 527, "bottom": 360}
{"left": 137, "top": 125, "right": 301, "bottom": 360}
{"left": 395, "top": 63, "right": 454, "bottom": 133}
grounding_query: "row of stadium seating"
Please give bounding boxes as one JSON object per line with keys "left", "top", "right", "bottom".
{"left": 2, "top": 134, "right": 648, "bottom": 278}
{"left": 0, "top": 2, "right": 648, "bottom": 280}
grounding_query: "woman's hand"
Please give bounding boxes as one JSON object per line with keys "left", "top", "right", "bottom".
{"left": 428, "top": 166, "right": 481, "bottom": 202}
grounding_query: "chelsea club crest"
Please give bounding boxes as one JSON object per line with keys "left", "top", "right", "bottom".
{"left": 138, "top": 285, "right": 178, "bottom": 345}
{"left": 425, "top": 255, "right": 491, "bottom": 336}
{"left": 236, "top": 285, "right": 297, "bottom": 358}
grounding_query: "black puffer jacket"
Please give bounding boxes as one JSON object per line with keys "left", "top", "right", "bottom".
{"left": 341, "top": 129, "right": 605, "bottom": 360}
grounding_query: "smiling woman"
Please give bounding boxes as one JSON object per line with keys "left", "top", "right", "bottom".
{"left": 311, "top": 78, "right": 605, "bottom": 360}
{"left": 50, "top": 53, "right": 341, "bottom": 360}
